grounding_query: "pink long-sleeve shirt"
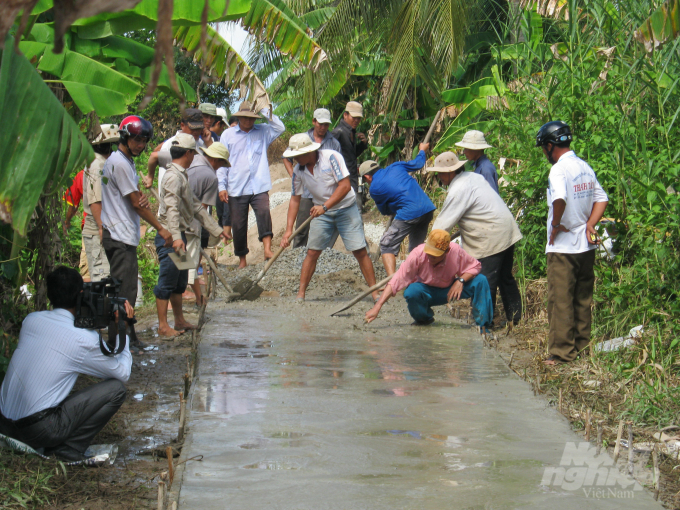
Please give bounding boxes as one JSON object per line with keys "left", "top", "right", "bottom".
{"left": 390, "top": 242, "right": 482, "bottom": 295}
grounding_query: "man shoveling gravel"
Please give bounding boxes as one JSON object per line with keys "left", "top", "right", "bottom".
{"left": 280, "top": 133, "right": 379, "bottom": 301}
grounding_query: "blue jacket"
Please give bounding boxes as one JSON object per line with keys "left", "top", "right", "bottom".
{"left": 369, "top": 151, "right": 436, "bottom": 221}
{"left": 474, "top": 154, "right": 499, "bottom": 194}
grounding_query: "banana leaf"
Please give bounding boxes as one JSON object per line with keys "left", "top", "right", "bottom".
{"left": 0, "top": 37, "right": 93, "bottom": 236}
{"left": 635, "top": 0, "right": 680, "bottom": 52}
{"left": 69, "top": 0, "right": 251, "bottom": 39}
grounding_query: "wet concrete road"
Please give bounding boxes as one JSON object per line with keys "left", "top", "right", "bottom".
{"left": 178, "top": 301, "right": 661, "bottom": 509}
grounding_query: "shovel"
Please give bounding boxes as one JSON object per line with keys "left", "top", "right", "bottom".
{"left": 199, "top": 247, "right": 242, "bottom": 302}
{"left": 233, "top": 214, "right": 314, "bottom": 300}
{"left": 330, "top": 275, "right": 393, "bottom": 316}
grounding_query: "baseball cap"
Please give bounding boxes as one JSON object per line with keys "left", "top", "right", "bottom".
{"left": 423, "top": 229, "right": 451, "bottom": 257}
{"left": 345, "top": 101, "right": 363, "bottom": 118}
{"left": 182, "top": 108, "right": 204, "bottom": 130}
{"left": 198, "top": 103, "right": 218, "bottom": 116}
{"left": 359, "top": 160, "right": 380, "bottom": 177}
{"left": 202, "top": 142, "right": 231, "bottom": 166}
{"left": 171, "top": 133, "right": 198, "bottom": 150}
{"left": 313, "top": 108, "right": 332, "bottom": 124}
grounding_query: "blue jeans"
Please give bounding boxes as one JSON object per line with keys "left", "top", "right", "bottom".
{"left": 403, "top": 275, "right": 493, "bottom": 327}
{"left": 153, "top": 232, "right": 189, "bottom": 300}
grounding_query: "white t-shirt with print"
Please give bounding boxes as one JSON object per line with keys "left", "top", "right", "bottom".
{"left": 292, "top": 150, "right": 356, "bottom": 211}
{"left": 546, "top": 151, "right": 608, "bottom": 254}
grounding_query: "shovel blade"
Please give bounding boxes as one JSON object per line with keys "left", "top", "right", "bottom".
{"left": 233, "top": 277, "right": 264, "bottom": 301}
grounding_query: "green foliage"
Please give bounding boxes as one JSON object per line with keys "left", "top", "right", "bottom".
{"left": 0, "top": 452, "right": 55, "bottom": 509}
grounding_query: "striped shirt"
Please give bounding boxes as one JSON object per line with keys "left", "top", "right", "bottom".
{"left": 0, "top": 308, "right": 132, "bottom": 420}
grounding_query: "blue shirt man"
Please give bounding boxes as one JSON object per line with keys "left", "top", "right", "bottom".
{"left": 360, "top": 143, "right": 435, "bottom": 276}
{"left": 455, "top": 130, "right": 499, "bottom": 194}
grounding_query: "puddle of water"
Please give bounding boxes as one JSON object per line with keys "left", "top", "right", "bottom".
{"left": 133, "top": 393, "right": 144, "bottom": 401}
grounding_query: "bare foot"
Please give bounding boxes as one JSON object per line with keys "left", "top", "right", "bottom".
{"left": 175, "top": 321, "right": 197, "bottom": 331}
{"left": 238, "top": 258, "right": 247, "bottom": 269}
{"left": 296, "top": 293, "right": 305, "bottom": 302}
{"left": 543, "top": 356, "right": 560, "bottom": 366}
{"left": 371, "top": 291, "right": 380, "bottom": 302}
{"left": 158, "top": 326, "right": 184, "bottom": 338}
{"left": 264, "top": 249, "right": 275, "bottom": 260}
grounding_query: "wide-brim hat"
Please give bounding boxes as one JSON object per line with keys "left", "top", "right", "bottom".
{"left": 455, "top": 130, "right": 493, "bottom": 150}
{"left": 202, "top": 142, "right": 231, "bottom": 166}
{"left": 91, "top": 124, "right": 119, "bottom": 144}
{"left": 283, "top": 133, "right": 320, "bottom": 158}
{"left": 232, "top": 101, "right": 261, "bottom": 119}
{"left": 427, "top": 151, "right": 466, "bottom": 173}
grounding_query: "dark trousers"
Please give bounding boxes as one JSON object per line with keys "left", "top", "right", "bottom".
{"left": 153, "top": 232, "right": 189, "bottom": 300}
{"left": 478, "top": 244, "right": 522, "bottom": 324}
{"left": 293, "top": 197, "right": 314, "bottom": 248}
{"left": 0, "top": 379, "right": 126, "bottom": 454}
{"left": 216, "top": 199, "right": 231, "bottom": 227}
{"left": 229, "top": 192, "right": 273, "bottom": 257}
{"left": 102, "top": 229, "right": 138, "bottom": 307}
{"left": 547, "top": 250, "right": 595, "bottom": 362}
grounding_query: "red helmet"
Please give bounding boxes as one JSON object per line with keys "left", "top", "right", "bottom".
{"left": 119, "top": 115, "right": 153, "bottom": 142}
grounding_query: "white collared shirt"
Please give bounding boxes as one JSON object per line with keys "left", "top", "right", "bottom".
{"left": 0, "top": 308, "right": 132, "bottom": 420}
{"left": 218, "top": 109, "right": 285, "bottom": 197}
{"left": 292, "top": 150, "right": 356, "bottom": 211}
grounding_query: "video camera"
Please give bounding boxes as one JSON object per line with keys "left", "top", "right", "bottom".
{"left": 74, "top": 277, "right": 129, "bottom": 356}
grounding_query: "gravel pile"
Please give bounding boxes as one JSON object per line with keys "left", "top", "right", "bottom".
{"left": 363, "top": 222, "right": 385, "bottom": 244}
{"left": 217, "top": 247, "right": 388, "bottom": 298}
{"left": 247, "top": 191, "right": 291, "bottom": 228}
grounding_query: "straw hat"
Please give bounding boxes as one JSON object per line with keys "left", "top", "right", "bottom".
{"left": 455, "top": 130, "right": 493, "bottom": 150}
{"left": 91, "top": 124, "right": 119, "bottom": 144}
{"left": 359, "top": 160, "right": 380, "bottom": 177}
{"left": 282, "top": 133, "right": 320, "bottom": 158}
{"left": 423, "top": 229, "right": 451, "bottom": 257}
{"left": 232, "top": 101, "right": 261, "bottom": 119}
{"left": 202, "top": 142, "right": 231, "bottom": 166}
{"left": 427, "top": 152, "right": 467, "bottom": 173}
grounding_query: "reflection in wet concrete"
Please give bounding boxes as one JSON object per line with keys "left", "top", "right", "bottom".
{"left": 179, "top": 306, "right": 662, "bottom": 510}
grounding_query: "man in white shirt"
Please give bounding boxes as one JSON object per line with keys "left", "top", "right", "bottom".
{"left": 218, "top": 101, "right": 285, "bottom": 268}
{"left": 430, "top": 152, "right": 523, "bottom": 326}
{"left": 536, "top": 121, "right": 608, "bottom": 365}
{"left": 280, "top": 133, "right": 379, "bottom": 301}
{"left": 0, "top": 266, "right": 133, "bottom": 462}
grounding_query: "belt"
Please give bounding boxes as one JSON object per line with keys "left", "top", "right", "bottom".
{"left": 0, "top": 406, "right": 58, "bottom": 428}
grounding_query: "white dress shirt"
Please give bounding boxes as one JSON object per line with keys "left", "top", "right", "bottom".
{"left": 0, "top": 308, "right": 132, "bottom": 420}
{"left": 218, "top": 109, "right": 285, "bottom": 197}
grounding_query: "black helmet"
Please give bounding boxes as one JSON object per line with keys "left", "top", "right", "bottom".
{"left": 119, "top": 115, "right": 153, "bottom": 142}
{"left": 535, "top": 121, "right": 572, "bottom": 147}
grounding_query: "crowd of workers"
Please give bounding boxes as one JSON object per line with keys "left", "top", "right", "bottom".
{"left": 0, "top": 100, "right": 607, "bottom": 462}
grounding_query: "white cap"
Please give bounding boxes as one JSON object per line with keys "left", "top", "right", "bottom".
{"left": 313, "top": 108, "right": 332, "bottom": 124}
{"left": 282, "top": 133, "right": 321, "bottom": 158}
{"left": 216, "top": 107, "right": 228, "bottom": 125}
{"left": 455, "top": 130, "right": 493, "bottom": 150}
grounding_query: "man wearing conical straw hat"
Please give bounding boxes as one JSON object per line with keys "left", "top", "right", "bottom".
{"left": 429, "top": 151, "right": 523, "bottom": 327}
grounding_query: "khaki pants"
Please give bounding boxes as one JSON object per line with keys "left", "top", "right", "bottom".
{"left": 547, "top": 250, "right": 595, "bottom": 362}
{"left": 83, "top": 234, "right": 110, "bottom": 282}
{"left": 79, "top": 239, "right": 90, "bottom": 281}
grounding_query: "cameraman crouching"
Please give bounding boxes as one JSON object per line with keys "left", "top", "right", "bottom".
{"left": 0, "top": 266, "right": 132, "bottom": 462}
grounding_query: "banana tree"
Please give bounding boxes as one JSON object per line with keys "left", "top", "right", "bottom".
{"left": 635, "top": 0, "right": 680, "bottom": 52}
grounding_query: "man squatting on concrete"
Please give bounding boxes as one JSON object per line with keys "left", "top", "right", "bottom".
{"left": 430, "top": 152, "right": 523, "bottom": 325}
{"left": 155, "top": 134, "right": 228, "bottom": 338}
{"left": 185, "top": 141, "right": 232, "bottom": 307}
{"left": 535, "top": 121, "right": 608, "bottom": 365}
{"left": 365, "top": 230, "right": 493, "bottom": 328}
{"left": 218, "top": 102, "right": 285, "bottom": 268}
{"left": 282, "top": 108, "right": 342, "bottom": 248}
{"left": 82, "top": 124, "right": 119, "bottom": 282}
{"left": 332, "top": 101, "right": 368, "bottom": 211}
{"left": 0, "top": 266, "right": 133, "bottom": 462}
{"left": 359, "top": 142, "right": 435, "bottom": 276}
{"left": 280, "top": 133, "right": 380, "bottom": 301}
{"left": 455, "top": 130, "right": 500, "bottom": 194}
{"left": 101, "top": 115, "right": 173, "bottom": 349}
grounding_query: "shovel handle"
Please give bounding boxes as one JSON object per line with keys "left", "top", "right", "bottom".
{"left": 423, "top": 110, "right": 442, "bottom": 145}
{"left": 330, "top": 275, "right": 393, "bottom": 316}
{"left": 250, "top": 214, "right": 315, "bottom": 287}
{"left": 200, "top": 247, "right": 236, "bottom": 294}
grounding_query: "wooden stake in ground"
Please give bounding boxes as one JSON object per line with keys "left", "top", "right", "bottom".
{"left": 157, "top": 479, "right": 166, "bottom": 510}
{"left": 653, "top": 444, "right": 660, "bottom": 500}
{"left": 558, "top": 388, "right": 562, "bottom": 414}
{"left": 585, "top": 409, "right": 591, "bottom": 441}
{"left": 200, "top": 247, "right": 241, "bottom": 301}
{"left": 177, "top": 392, "right": 187, "bottom": 442}
{"left": 627, "top": 423, "right": 635, "bottom": 476}
{"left": 613, "top": 419, "right": 624, "bottom": 462}
{"left": 166, "top": 446, "right": 175, "bottom": 485}
{"left": 596, "top": 422, "right": 603, "bottom": 455}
